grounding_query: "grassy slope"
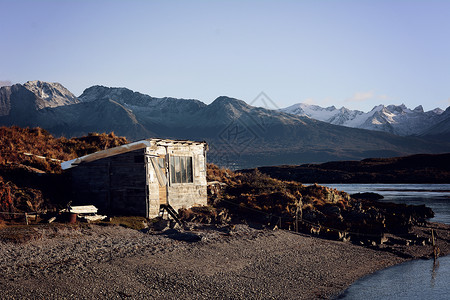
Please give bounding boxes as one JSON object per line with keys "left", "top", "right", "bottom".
{"left": 0, "top": 126, "right": 128, "bottom": 213}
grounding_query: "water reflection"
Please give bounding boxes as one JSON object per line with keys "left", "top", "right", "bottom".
{"left": 430, "top": 259, "right": 439, "bottom": 288}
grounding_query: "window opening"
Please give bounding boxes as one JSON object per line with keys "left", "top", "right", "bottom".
{"left": 170, "top": 156, "right": 193, "bottom": 183}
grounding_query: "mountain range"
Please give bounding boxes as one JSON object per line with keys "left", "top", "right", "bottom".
{"left": 1, "top": 80, "right": 449, "bottom": 169}
{"left": 280, "top": 103, "right": 449, "bottom": 136}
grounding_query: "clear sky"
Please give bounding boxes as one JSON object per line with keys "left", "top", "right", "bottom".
{"left": 1, "top": 0, "right": 449, "bottom": 112}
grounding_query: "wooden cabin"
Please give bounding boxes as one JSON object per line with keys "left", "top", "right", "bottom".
{"left": 61, "top": 139, "right": 208, "bottom": 218}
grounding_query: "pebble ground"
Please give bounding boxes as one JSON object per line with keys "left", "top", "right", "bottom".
{"left": 1, "top": 223, "right": 447, "bottom": 299}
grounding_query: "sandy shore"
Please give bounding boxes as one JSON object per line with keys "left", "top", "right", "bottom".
{"left": 0, "top": 222, "right": 449, "bottom": 299}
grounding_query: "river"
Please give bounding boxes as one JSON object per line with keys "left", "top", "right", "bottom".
{"left": 321, "top": 184, "right": 450, "bottom": 300}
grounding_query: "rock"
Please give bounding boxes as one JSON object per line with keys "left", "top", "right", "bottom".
{"left": 351, "top": 192, "right": 384, "bottom": 201}
{"left": 170, "top": 220, "right": 182, "bottom": 230}
{"left": 320, "top": 205, "right": 341, "bottom": 218}
{"left": 303, "top": 209, "right": 326, "bottom": 223}
{"left": 160, "top": 229, "right": 203, "bottom": 243}
{"left": 141, "top": 220, "right": 149, "bottom": 229}
{"left": 344, "top": 210, "right": 368, "bottom": 223}
{"left": 153, "top": 219, "right": 170, "bottom": 231}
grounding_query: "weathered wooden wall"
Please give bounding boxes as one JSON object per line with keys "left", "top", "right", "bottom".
{"left": 166, "top": 144, "right": 207, "bottom": 213}
{"left": 70, "top": 148, "right": 147, "bottom": 216}
{"left": 146, "top": 143, "right": 208, "bottom": 217}
{"left": 69, "top": 140, "right": 208, "bottom": 218}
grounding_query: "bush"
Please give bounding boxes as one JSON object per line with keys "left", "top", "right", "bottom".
{"left": 0, "top": 126, "right": 129, "bottom": 213}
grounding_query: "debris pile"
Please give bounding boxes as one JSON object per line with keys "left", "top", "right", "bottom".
{"left": 66, "top": 205, "right": 107, "bottom": 223}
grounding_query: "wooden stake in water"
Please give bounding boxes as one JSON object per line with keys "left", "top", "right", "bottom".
{"left": 432, "top": 229, "right": 440, "bottom": 260}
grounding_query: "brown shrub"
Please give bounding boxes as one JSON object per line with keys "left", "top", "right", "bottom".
{"left": 178, "top": 206, "right": 230, "bottom": 224}
{"left": 0, "top": 126, "right": 128, "bottom": 174}
{"left": 0, "top": 126, "right": 129, "bottom": 212}
{"left": 206, "top": 163, "right": 236, "bottom": 184}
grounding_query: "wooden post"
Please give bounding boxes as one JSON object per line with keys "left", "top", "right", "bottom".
{"left": 24, "top": 213, "right": 28, "bottom": 225}
{"left": 7, "top": 187, "right": 11, "bottom": 205}
{"left": 299, "top": 196, "right": 303, "bottom": 223}
{"left": 278, "top": 217, "right": 282, "bottom": 229}
{"left": 107, "top": 161, "right": 112, "bottom": 213}
{"left": 294, "top": 196, "right": 303, "bottom": 233}
{"left": 432, "top": 229, "right": 440, "bottom": 260}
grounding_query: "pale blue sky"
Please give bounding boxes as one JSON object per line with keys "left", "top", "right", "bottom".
{"left": 1, "top": 0, "right": 449, "bottom": 111}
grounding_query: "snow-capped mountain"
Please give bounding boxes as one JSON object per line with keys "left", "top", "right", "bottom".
{"left": 1, "top": 80, "right": 450, "bottom": 168}
{"left": 0, "top": 80, "right": 79, "bottom": 120}
{"left": 23, "top": 80, "right": 79, "bottom": 108}
{"left": 280, "top": 103, "right": 445, "bottom": 136}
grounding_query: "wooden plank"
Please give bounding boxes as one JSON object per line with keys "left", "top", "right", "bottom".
{"left": 82, "top": 215, "right": 107, "bottom": 222}
{"left": 69, "top": 205, "right": 98, "bottom": 214}
{"left": 62, "top": 141, "right": 151, "bottom": 169}
{"left": 158, "top": 155, "right": 168, "bottom": 205}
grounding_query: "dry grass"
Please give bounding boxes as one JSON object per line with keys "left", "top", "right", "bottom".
{"left": 206, "top": 167, "right": 353, "bottom": 228}
{"left": 0, "top": 126, "right": 129, "bottom": 214}
{"left": 0, "top": 126, "right": 128, "bottom": 173}
{"left": 206, "top": 163, "right": 236, "bottom": 185}
{"left": 211, "top": 168, "right": 349, "bottom": 215}
{"left": 178, "top": 206, "right": 231, "bottom": 224}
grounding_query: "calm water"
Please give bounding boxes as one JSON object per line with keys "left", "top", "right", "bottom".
{"left": 336, "top": 256, "right": 450, "bottom": 300}
{"left": 323, "top": 184, "right": 450, "bottom": 225}
{"left": 320, "top": 184, "right": 450, "bottom": 300}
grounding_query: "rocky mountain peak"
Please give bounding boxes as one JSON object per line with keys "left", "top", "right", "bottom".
{"left": 210, "top": 96, "right": 250, "bottom": 110}
{"left": 212, "top": 96, "right": 245, "bottom": 104}
{"left": 413, "top": 105, "right": 424, "bottom": 113}
{"left": 0, "top": 84, "right": 40, "bottom": 117}
{"left": 385, "top": 104, "right": 407, "bottom": 114}
{"left": 431, "top": 108, "right": 444, "bottom": 114}
{"left": 1, "top": 81, "right": 450, "bottom": 168}
{"left": 281, "top": 102, "right": 449, "bottom": 136}
{"left": 78, "top": 85, "right": 123, "bottom": 102}
{"left": 23, "top": 80, "right": 79, "bottom": 109}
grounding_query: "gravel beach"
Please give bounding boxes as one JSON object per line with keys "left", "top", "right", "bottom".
{"left": 1, "top": 223, "right": 449, "bottom": 299}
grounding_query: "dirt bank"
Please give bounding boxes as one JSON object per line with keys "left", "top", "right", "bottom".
{"left": 0, "top": 222, "right": 449, "bottom": 299}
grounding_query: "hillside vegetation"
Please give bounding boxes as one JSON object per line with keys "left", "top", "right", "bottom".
{"left": 0, "top": 126, "right": 128, "bottom": 213}
{"left": 206, "top": 164, "right": 432, "bottom": 236}
{"left": 0, "top": 126, "right": 433, "bottom": 239}
{"left": 0, "top": 126, "right": 128, "bottom": 173}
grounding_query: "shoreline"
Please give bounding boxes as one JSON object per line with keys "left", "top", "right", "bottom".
{"left": 0, "top": 222, "right": 449, "bottom": 299}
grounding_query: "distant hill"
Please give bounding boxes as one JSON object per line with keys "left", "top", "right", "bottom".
{"left": 1, "top": 81, "right": 450, "bottom": 169}
{"left": 240, "top": 153, "right": 450, "bottom": 183}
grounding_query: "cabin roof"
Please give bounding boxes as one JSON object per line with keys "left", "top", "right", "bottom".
{"left": 61, "top": 138, "right": 207, "bottom": 170}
